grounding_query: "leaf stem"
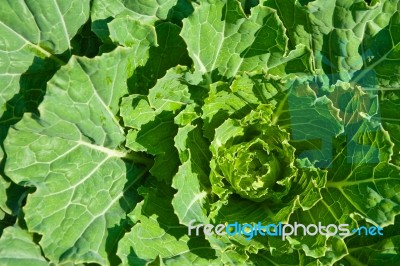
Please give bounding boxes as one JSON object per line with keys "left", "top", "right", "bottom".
{"left": 271, "top": 93, "right": 289, "bottom": 125}
{"left": 31, "top": 43, "right": 67, "bottom": 65}
{"left": 123, "top": 152, "right": 154, "bottom": 167}
{"left": 342, "top": 254, "right": 366, "bottom": 266}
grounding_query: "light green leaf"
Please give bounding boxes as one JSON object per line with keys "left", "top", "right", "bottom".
{"left": 4, "top": 48, "right": 151, "bottom": 265}
{"left": 123, "top": 108, "right": 180, "bottom": 154}
{"left": 117, "top": 181, "right": 217, "bottom": 265}
{"left": 122, "top": 67, "right": 193, "bottom": 182}
{"left": 324, "top": 141, "right": 400, "bottom": 227}
{"left": 174, "top": 103, "right": 201, "bottom": 127}
{"left": 128, "top": 22, "right": 193, "bottom": 93}
{"left": 264, "top": 84, "right": 399, "bottom": 260}
{"left": 0, "top": 227, "right": 49, "bottom": 266}
{"left": 91, "top": 0, "right": 187, "bottom": 44}
{"left": 270, "top": 129, "right": 399, "bottom": 262}
{"left": 202, "top": 81, "right": 251, "bottom": 140}
{"left": 265, "top": 0, "right": 400, "bottom": 88}
{"left": 109, "top": 17, "right": 157, "bottom": 48}
{"left": 201, "top": 74, "right": 289, "bottom": 140}
{"left": 121, "top": 0, "right": 177, "bottom": 21}
{"left": 0, "top": 176, "right": 7, "bottom": 215}
{"left": 172, "top": 124, "right": 211, "bottom": 225}
{"left": 210, "top": 104, "right": 298, "bottom": 202}
{"left": 121, "top": 67, "right": 192, "bottom": 121}
{"left": 181, "top": 0, "right": 310, "bottom": 83}
{"left": 250, "top": 240, "right": 347, "bottom": 266}
{"left": 0, "top": 148, "right": 7, "bottom": 214}
{"left": 0, "top": 0, "right": 90, "bottom": 118}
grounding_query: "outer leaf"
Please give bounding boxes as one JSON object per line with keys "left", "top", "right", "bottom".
{"left": 339, "top": 218, "right": 400, "bottom": 266}
{"left": 0, "top": 227, "right": 49, "bottom": 266}
{"left": 0, "top": 0, "right": 90, "bottom": 117}
{"left": 355, "top": 3, "right": 400, "bottom": 88}
{"left": 4, "top": 48, "right": 151, "bottom": 265}
{"left": 0, "top": 148, "right": 6, "bottom": 213}
{"left": 264, "top": 84, "right": 399, "bottom": 261}
{"left": 0, "top": 177, "right": 7, "bottom": 216}
{"left": 180, "top": 0, "right": 310, "bottom": 83}
{"left": 0, "top": 2, "right": 91, "bottom": 223}
{"left": 268, "top": 129, "right": 400, "bottom": 262}
{"left": 129, "top": 22, "right": 193, "bottom": 93}
{"left": 108, "top": 17, "right": 157, "bottom": 49}
{"left": 324, "top": 135, "right": 400, "bottom": 227}
{"left": 380, "top": 91, "right": 400, "bottom": 166}
{"left": 121, "top": 67, "right": 192, "bottom": 126}
{"left": 172, "top": 124, "right": 212, "bottom": 225}
{"left": 265, "top": 0, "right": 400, "bottom": 88}
{"left": 91, "top": 0, "right": 192, "bottom": 44}
{"left": 122, "top": 67, "right": 193, "bottom": 182}
{"left": 284, "top": 82, "right": 344, "bottom": 167}
{"left": 172, "top": 161, "right": 208, "bottom": 224}
{"left": 121, "top": 0, "right": 177, "bottom": 21}
{"left": 117, "top": 181, "right": 217, "bottom": 265}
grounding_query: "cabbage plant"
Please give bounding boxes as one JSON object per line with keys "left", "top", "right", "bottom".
{"left": 0, "top": 0, "right": 399, "bottom": 265}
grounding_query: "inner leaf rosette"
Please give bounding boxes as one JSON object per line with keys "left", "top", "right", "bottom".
{"left": 210, "top": 105, "right": 297, "bottom": 202}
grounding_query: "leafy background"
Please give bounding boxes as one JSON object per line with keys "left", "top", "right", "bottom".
{"left": 0, "top": 0, "right": 399, "bottom": 265}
